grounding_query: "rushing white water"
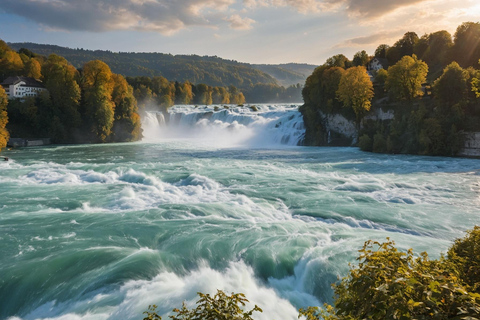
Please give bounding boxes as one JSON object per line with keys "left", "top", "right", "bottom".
{"left": 142, "top": 104, "right": 306, "bottom": 147}
{"left": 1, "top": 104, "right": 480, "bottom": 320}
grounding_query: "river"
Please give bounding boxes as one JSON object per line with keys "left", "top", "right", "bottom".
{"left": 1, "top": 104, "right": 480, "bottom": 320}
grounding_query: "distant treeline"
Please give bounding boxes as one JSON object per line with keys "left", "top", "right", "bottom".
{"left": 0, "top": 40, "right": 142, "bottom": 147}
{"left": 126, "top": 76, "right": 303, "bottom": 112}
{"left": 7, "top": 42, "right": 316, "bottom": 89}
{"left": 301, "top": 21, "right": 480, "bottom": 156}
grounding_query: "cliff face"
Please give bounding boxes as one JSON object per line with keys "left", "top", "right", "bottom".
{"left": 300, "top": 104, "right": 357, "bottom": 146}
{"left": 459, "top": 132, "right": 480, "bottom": 157}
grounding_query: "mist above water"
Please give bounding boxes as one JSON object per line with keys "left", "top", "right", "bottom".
{"left": 142, "top": 104, "right": 306, "bottom": 147}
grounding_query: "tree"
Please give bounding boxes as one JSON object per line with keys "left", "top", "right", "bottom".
{"left": 24, "top": 58, "right": 42, "bottom": 79}
{"left": 352, "top": 50, "right": 369, "bottom": 67}
{"left": 386, "top": 55, "right": 428, "bottom": 100}
{"left": 325, "top": 54, "right": 351, "bottom": 69}
{"left": 336, "top": 66, "right": 374, "bottom": 122}
{"left": 433, "top": 62, "right": 469, "bottom": 105}
{"left": 81, "top": 60, "right": 115, "bottom": 142}
{"left": 374, "top": 44, "right": 390, "bottom": 59}
{"left": 42, "top": 54, "right": 82, "bottom": 140}
{"left": 0, "top": 86, "right": 9, "bottom": 152}
{"left": 111, "top": 74, "right": 142, "bottom": 142}
{"left": 448, "top": 226, "right": 480, "bottom": 293}
{"left": 303, "top": 233, "right": 480, "bottom": 320}
{"left": 194, "top": 83, "right": 213, "bottom": 105}
{"left": 0, "top": 50, "right": 24, "bottom": 80}
{"left": 453, "top": 22, "right": 480, "bottom": 68}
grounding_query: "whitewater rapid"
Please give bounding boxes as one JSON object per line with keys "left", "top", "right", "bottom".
{"left": 1, "top": 104, "right": 480, "bottom": 320}
{"left": 142, "top": 104, "right": 306, "bottom": 147}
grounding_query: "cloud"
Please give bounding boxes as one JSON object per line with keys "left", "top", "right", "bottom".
{"left": 0, "top": 0, "right": 461, "bottom": 36}
{"left": 344, "top": 0, "right": 427, "bottom": 18}
{"left": 225, "top": 14, "right": 256, "bottom": 30}
{"left": 0, "top": 0, "right": 236, "bottom": 35}
{"left": 335, "top": 30, "right": 404, "bottom": 48}
{"left": 242, "top": 0, "right": 429, "bottom": 17}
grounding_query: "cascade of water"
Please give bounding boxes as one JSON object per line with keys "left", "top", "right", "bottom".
{"left": 142, "top": 104, "right": 305, "bottom": 147}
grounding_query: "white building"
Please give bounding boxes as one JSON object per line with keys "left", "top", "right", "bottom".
{"left": 367, "top": 57, "right": 388, "bottom": 72}
{"left": 1, "top": 76, "right": 47, "bottom": 99}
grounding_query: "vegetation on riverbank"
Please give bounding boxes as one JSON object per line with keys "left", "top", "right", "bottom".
{"left": 301, "top": 22, "right": 480, "bottom": 156}
{"left": 0, "top": 40, "right": 142, "bottom": 145}
{"left": 143, "top": 227, "right": 480, "bottom": 319}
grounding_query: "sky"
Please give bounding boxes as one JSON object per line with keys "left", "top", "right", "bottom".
{"left": 0, "top": 0, "right": 479, "bottom": 65}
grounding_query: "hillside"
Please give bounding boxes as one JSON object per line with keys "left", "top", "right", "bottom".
{"left": 8, "top": 42, "right": 315, "bottom": 88}
{"left": 252, "top": 63, "right": 317, "bottom": 87}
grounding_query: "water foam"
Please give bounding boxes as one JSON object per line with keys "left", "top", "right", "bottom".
{"left": 19, "top": 261, "right": 306, "bottom": 320}
{"left": 142, "top": 104, "right": 305, "bottom": 147}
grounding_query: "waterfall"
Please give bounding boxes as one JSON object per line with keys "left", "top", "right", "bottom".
{"left": 141, "top": 104, "right": 305, "bottom": 147}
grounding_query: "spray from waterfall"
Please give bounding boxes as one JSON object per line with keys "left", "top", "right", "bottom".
{"left": 142, "top": 104, "right": 305, "bottom": 147}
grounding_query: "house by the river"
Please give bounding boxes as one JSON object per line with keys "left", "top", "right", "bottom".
{"left": 1, "top": 76, "right": 47, "bottom": 99}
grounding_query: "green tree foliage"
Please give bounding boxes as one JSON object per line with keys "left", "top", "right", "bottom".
{"left": 309, "top": 235, "right": 480, "bottom": 320}
{"left": 453, "top": 22, "right": 480, "bottom": 68}
{"left": 374, "top": 68, "right": 388, "bottom": 86}
{"left": 374, "top": 44, "right": 390, "bottom": 59}
{"left": 0, "top": 86, "right": 9, "bottom": 151}
{"left": 142, "top": 290, "right": 262, "bottom": 320}
{"left": 352, "top": 50, "right": 369, "bottom": 67}
{"left": 433, "top": 62, "right": 469, "bottom": 105}
{"left": 325, "top": 54, "right": 352, "bottom": 69}
{"left": 386, "top": 32, "right": 419, "bottom": 65}
{"left": 415, "top": 31, "right": 453, "bottom": 67}
{"left": 42, "top": 54, "right": 82, "bottom": 139}
{"left": 448, "top": 226, "right": 480, "bottom": 294}
{"left": 81, "top": 60, "right": 115, "bottom": 142}
{"left": 336, "top": 66, "right": 374, "bottom": 122}
{"left": 386, "top": 55, "right": 428, "bottom": 100}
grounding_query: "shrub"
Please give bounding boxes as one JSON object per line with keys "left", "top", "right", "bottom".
{"left": 143, "top": 290, "right": 262, "bottom": 320}
{"left": 358, "top": 134, "right": 372, "bottom": 151}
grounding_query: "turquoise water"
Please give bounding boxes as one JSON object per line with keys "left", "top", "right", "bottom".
{"left": 1, "top": 106, "right": 480, "bottom": 320}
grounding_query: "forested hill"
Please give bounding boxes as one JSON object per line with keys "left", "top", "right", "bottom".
{"left": 252, "top": 63, "right": 316, "bottom": 87}
{"left": 8, "top": 42, "right": 315, "bottom": 88}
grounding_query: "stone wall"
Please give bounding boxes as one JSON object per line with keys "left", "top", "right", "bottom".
{"left": 459, "top": 132, "right": 480, "bottom": 157}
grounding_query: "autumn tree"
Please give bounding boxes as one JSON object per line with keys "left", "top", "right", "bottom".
{"left": 336, "top": 66, "right": 374, "bottom": 123}
{"left": 194, "top": 83, "right": 213, "bottom": 105}
{"left": 23, "top": 58, "right": 42, "bottom": 79}
{"left": 111, "top": 74, "right": 142, "bottom": 142}
{"left": 386, "top": 55, "right": 428, "bottom": 100}
{"left": 212, "top": 87, "right": 230, "bottom": 104}
{"left": 0, "top": 50, "right": 24, "bottom": 80}
{"left": 0, "top": 86, "right": 9, "bottom": 152}
{"left": 229, "top": 85, "right": 245, "bottom": 104}
{"left": 81, "top": 60, "right": 115, "bottom": 142}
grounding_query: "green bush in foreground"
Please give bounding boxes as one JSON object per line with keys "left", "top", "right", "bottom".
{"left": 143, "top": 290, "right": 262, "bottom": 320}
{"left": 144, "top": 227, "right": 480, "bottom": 319}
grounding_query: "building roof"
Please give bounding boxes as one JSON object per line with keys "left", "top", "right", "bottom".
{"left": 1, "top": 76, "right": 45, "bottom": 88}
